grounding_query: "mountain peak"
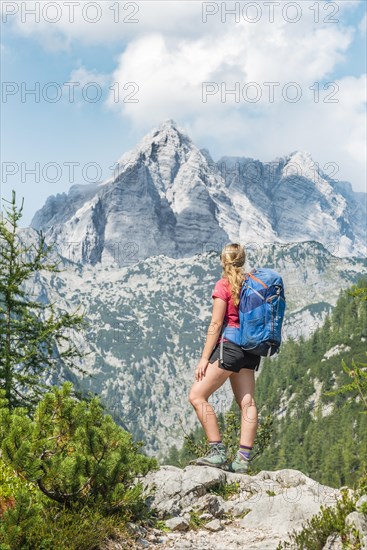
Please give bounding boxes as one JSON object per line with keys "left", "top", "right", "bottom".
{"left": 271, "top": 150, "right": 314, "bottom": 166}
{"left": 288, "top": 150, "right": 314, "bottom": 163}
{"left": 116, "top": 119, "right": 192, "bottom": 170}
{"left": 149, "top": 118, "right": 190, "bottom": 143}
{"left": 30, "top": 123, "right": 366, "bottom": 263}
{"left": 158, "top": 118, "right": 179, "bottom": 131}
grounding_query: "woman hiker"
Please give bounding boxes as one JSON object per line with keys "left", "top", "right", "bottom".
{"left": 188, "top": 243, "right": 260, "bottom": 474}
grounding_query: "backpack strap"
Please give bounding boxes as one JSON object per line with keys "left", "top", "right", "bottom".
{"left": 219, "top": 321, "right": 227, "bottom": 366}
{"left": 249, "top": 272, "right": 268, "bottom": 289}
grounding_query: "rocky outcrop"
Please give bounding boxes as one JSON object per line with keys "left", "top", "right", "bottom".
{"left": 345, "top": 495, "right": 367, "bottom": 550}
{"left": 132, "top": 465, "right": 351, "bottom": 549}
{"left": 116, "top": 466, "right": 367, "bottom": 549}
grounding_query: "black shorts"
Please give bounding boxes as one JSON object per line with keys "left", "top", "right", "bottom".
{"left": 208, "top": 341, "right": 261, "bottom": 373}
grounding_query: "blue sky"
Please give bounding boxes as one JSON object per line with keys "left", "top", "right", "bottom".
{"left": 1, "top": 0, "right": 366, "bottom": 226}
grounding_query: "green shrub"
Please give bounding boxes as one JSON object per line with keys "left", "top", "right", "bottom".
{"left": 0, "top": 489, "right": 134, "bottom": 550}
{"left": 0, "top": 458, "right": 33, "bottom": 500}
{"left": 0, "top": 383, "right": 158, "bottom": 512}
{"left": 276, "top": 470, "right": 367, "bottom": 550}
{"left": 0, "top": 383, "right": 160, "bottom": 549}
{"left": 0, "top": 458, "right": 37, "bottom": 519}
{"left": 188, "top": 509, "right": 206, "bottom": 530}
{"left": 208, "top": 480, "right": 241, "bottom": 500}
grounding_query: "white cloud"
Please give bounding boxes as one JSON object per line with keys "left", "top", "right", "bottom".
{"left": 69, "top": 66, "right": 110, "bottom": 88}
{"left": 106, "top": 15, "right": 354, "bottom": 115}
{"left": 3, "top": 0, "right": 365, "bottom": 191}
{"left": 359, "top": 12, "right": 367, "bottom": 34}
{"left": 3, "top": 1, "right": 361, "bottom": 49}
{"left": 2, "top": 1, "right": 202, "bottom": 48}
{"left": 64, "top": 65, "right": 111, "bottom": 107}
{"left": 104, "top": 17, "right": 365, "bottom": 190}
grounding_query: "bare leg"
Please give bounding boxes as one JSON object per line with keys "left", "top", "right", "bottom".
{"left": 188, "top": 359, "right": 233, "bottom": 441}
{"left": 229, "top": 368, "right": 258, "bottom": 447}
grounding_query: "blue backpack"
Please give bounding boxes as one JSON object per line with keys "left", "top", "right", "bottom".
{"left": 219, "top": 267, "right": 286, "bottom": 363}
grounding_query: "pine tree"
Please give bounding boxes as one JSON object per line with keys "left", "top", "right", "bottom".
{"left": 0, "top": 191, "right": 87, "bottom": 410}
{"left": 0, "top": 382, "right": 158, "bottom": 510}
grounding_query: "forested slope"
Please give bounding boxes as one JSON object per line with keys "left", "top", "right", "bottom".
{"left": 255, "top": 277, "right": 367, "bottom": 488}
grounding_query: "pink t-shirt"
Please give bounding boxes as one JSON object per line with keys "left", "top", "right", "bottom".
{"left": 212, "top": 278, "right": 240, "bottom": 345}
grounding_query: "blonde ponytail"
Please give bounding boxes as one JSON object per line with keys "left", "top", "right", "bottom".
{"left": 220, "top": 243, "right": 246, "bottom": 307}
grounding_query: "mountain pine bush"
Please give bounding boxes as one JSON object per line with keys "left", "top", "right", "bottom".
{"left": 0, "top": 383, "right": 159, "bottom": 549}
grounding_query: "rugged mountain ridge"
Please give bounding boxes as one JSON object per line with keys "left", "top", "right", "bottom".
{"left": 31, "top": 120, "right": 366, "bottom": 264}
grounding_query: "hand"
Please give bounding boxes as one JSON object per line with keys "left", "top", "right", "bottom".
{"left": 195, "top": 358, "right": 209, "bottom": 382}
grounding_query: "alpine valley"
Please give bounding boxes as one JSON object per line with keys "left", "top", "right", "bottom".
{"left": 21, "top": 119, "right": 366, "bottom": 459}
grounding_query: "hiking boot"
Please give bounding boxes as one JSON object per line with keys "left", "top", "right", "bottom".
{"left": 230, "top": 451, "right": 250, "bottom": 474}
{"left": 189, "top": 443, "right": 229, "bottom": 469}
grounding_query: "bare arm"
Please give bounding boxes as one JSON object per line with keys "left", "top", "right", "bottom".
{"left": 201, "top": 297, "right": 227, "bottom": 360}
